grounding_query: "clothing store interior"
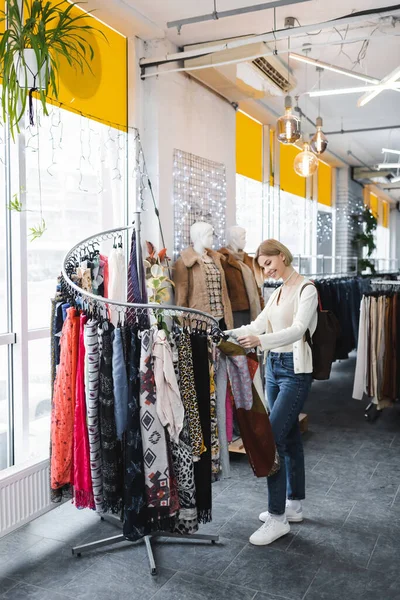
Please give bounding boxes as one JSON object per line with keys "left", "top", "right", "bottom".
{"left": 1, "top": 0, "right": 400, "bottom": 598}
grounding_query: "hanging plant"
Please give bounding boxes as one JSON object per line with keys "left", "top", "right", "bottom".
{"left": 351, "top": 205, "right": 378, "bottom": 274}
{"left": 0, "top": 0, "right": 106, "bottom": 138}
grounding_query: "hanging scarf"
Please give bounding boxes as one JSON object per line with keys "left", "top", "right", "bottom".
{"left": 218, "top": 341, "right": 280, "bottom": 478}
{"left": 214, "top": 355, "right": 230, "bottom": 479}
{"left": 139, "top": 328, "right": 174, "bottom": 529}
{"left": 50, "top": 307, "right": 80, "bottom": 496}
{"left": 123, "top": 328, "right": 149, "bottom": 540}
{"left": 98, "top": 321, "right": 123, "bottom": 513}
{"left": 112, "top": 327, "right": 129, "bottom": 440}
{"left": 84, "top": 319, "right": 104, "bottom": 513}
{"left": 226, "top": 380, "right": 234, "bottom": 444}
{"left": 208, "top": 339, "right": 220, "bottom": 481}
{"left": 73, "top": 314, "right": 95, "bottom": 510}
{"left": 177, "top": 331, "right": 204, "bottom": 462}
{"left": 127, "top": 230, "right": 149, "bottom": 328}
{"left": 227, "top": 246, "right": 261, "bottom": 320}
{"left": 152, "top": 329, "right": 184, "bottom": 443}
{"left": 190, "top": 332, "right": 212, "bottom": 524}
{"left": 108, "top": 246, "right": 126, "bottom": 326}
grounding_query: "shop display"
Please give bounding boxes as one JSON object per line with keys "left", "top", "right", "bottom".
{"left": 219, "top": 225, "right": 264, "bottom": 327}
{"left": 173, "top": 221, "right": 233, "bottom": 329}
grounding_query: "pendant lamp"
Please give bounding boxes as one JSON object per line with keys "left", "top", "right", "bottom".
{"left": 310, "top": 68, "right": 328, "bottom": 155}
{"left": 294, "top": 140, "right": 318, "bottom": 178}
{"left": 277, "top": 95, "right": 301, "bottom": 144}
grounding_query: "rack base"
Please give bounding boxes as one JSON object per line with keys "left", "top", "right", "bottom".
{"left": 71, "top": 519, "right": 219, "bottom": 576}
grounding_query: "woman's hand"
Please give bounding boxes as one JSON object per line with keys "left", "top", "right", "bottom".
{"left": 237, "top": 335, "right": 261, "bottom": 349}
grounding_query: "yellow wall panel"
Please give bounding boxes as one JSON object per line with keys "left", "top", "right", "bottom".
{"left": 48, "top": 1, "right": 127, "bottom": 131}
{"left": 279, "top": 143, "right": 306, "bottom": 198}
{"left": 269, "top": 128, "right": 274, "bottom": 186}
{"left": 236, "top": 111, "right": 263, "bottom": 182}
{"left": 317, "top": 161, "right": 332, "bottom": 207}
{"left": 383, "top": 200, "right": 389, "bottom": 228}
{"left": 370, "top": 193, "right": 379, "bottom": 219}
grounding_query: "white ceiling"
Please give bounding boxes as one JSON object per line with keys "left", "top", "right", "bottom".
{"left": 83, "top": 0, "right": 400, "bottom": 200}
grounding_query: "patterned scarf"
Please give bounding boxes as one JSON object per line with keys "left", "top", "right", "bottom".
{"left": 50, "top": 307, "right": 80, "bottom": 497}
{"left": 98, "top": 321, "right": 123, "bottom": 513}
{"left": 218, "top": 341, "right": 280, "bottom": 478}
{"left": 139, "top": 328, "right": 174, "bottom": 530}
{"left": 123, "top": 328, "right": 149, "bottom": 541}
{"left": 73, "top": 314, "right": 95, "bottom": 510}
{"left": 84, "top": 319, "right": 104, "bottom": 513}
{"left": 177, "top": 331, "right": 204, "bottom": 462}
{"left": 190, "top": 332, "right": 212, "bottom": 524}
{"left": 126, "top": 230, "right": 149, "bottom": 328}
{"left": 208, "top": 339, "right": 220, "bottom": 481}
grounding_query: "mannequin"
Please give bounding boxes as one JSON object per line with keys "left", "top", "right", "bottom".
{"left": 219, "top": 226, "right": 264, "bottom": 328}
{"left": 173, "top": 221, "right": 233, "bottom": 329}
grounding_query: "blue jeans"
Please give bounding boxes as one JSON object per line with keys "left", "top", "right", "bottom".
{"left": 266, "top": 352, "right": 313, "bottom": 515}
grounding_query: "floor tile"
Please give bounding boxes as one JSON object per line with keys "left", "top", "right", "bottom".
{"left": 304, "top": 559, "right": 400, "bottom": 600}
{"left": 301, "top": 497, "right": 355, "bottom": 529}
{"left": 287, "top": 522, "right": 378, "bottom": 568}
{"left": 152, "top": 571, "right": 256, "bottom": 600}
{"left": 326, "top": 474, "right": 399, "bottom": 505}
{"left": 219, "top": 544, "right": 321, "bottom": 599}
{"left": 61, "top": 554, "right": 175, "bottom": 600}
{"left": 150, "top": 535, "right": 246, "bottom": 579}
{"left": 0, "top": 530, "right": 43, "bottom": 562}
{"left": 0, "top": 577, "right": 19, "bottom": 596}
{"left": 1, "top": 582, "right": 71, "bottom": 600}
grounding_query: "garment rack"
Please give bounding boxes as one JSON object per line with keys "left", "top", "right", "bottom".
{"left": 61, "top": 224, "right": 223, "bottom": 575}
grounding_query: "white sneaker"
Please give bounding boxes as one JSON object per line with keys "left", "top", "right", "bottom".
{"left": 259, "top": 502, "right": 303, "bottom": 524}
{"left": 249, "top": 514, "right": 290, "bottom": 546}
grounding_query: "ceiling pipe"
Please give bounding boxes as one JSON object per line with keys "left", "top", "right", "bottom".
{"left": 140, "top": 4, "right": 400, "bottom": 67}
{"left": 167, "top": 0, "right": 310, "bottom": 31}
{"left": 325, "top": 125, "right": 400, "bottom": 135}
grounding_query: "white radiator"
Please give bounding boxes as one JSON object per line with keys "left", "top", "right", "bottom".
{"left": 0, "top": 459, "right": 54, "bottom": 538}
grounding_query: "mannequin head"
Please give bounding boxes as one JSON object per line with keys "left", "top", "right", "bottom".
{"left": 190, "top": 221, "right": 214, "bottom": 255}
{"left": 228, "top": 226, "right": 247, "bottom": 252}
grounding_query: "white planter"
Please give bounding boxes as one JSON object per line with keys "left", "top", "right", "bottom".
{"left": 13, "top": 49, "right": 49, "bottom": 90}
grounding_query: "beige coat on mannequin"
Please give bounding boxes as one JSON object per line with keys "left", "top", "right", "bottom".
{"left": 173, "top": 246, "right": 234, "bottom": 329}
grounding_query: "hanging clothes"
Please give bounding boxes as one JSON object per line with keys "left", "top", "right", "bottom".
{"left": 50, "top": 307, "right": 80, "bottom": 495}
{"left": 218, "top": 340, "right": 280, "bottom": 478}
{"left": 208, "top": 339, "right": 220, "bottom": 481}
{"left": 112, "top": 327, "right": 129, "bottom": 440}
{"left": 98, "top": 321, "right": 123, "bottom": 513}
{"left": 84, "top": 319, "right": 103, "bottom": 513}
{"left": 127, "top": 230, "right": 149, "bottom": 327}
{"left": 108, "top": 245, "right": 126, "bottom": 327}
{"left": 123, "top": 328, "right": 149, "bottom": 541}
{"left": 177, "top": 331, "right": 204, "bottom": 462}
{"left": 139, "top": 328, "right": 174, "bottom": 530}
{"left": 152, "top": 329, "right": 184, "bottom": 444}
{"left": 73, "top": 314, "right": 95, "bottom": 510}
{"left": 190, "top": 332, "right": 212, "bottom": 524}
{"left": 214, "top": 354, "right": 230, "bottom": 479}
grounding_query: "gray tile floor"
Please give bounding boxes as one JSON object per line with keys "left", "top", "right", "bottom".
{"left": 2, "top": 354, "right": 400, "bottom": 599}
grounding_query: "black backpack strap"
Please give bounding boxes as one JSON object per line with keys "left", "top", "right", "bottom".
{"left": 299, "top": 282, "right": 316, "bottom": 349}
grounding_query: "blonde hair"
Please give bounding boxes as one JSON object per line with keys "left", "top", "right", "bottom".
{"left": 253, "top": 239, "right": 294, "bottom": 286}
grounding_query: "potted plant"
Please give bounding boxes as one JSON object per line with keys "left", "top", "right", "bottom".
{"left": 351, "top": 205, "right": 378, "bottom": 274}
{"left": 0, "top": 0, "right": 105, "bottom": 137}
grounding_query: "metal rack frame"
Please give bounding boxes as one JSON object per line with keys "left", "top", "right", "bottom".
{"left": 61, "top": 224, "right": 221, "bottom": 575}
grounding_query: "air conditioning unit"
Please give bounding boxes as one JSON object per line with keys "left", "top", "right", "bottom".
{"left": 183, "top": 41, "right": 296, "bottom": 103}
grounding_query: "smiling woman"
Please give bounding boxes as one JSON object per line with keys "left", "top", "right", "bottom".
{"left": 227, "top": 237, "right": 318, "bottom": 546}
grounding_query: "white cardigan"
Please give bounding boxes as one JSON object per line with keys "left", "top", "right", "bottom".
{"left": 228, "top": 279, "right": 318, "bottom": 374}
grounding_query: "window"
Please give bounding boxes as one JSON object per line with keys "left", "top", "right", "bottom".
{"left": 1, "top": 104, "right": 128, "bottom": 471}
{"left": 236, "top": 174, "right": 263, "bottom": 253}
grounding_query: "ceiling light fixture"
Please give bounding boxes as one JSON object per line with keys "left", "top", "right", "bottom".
{"left": 382, "top": 148, "right": 400, "bottom": 155}
{"left": 310, "top": 68, "right": 328, "bottom": 155}
{"left": 309, "top": 83, "right": 400, "bottom": 97}
{"left": 357, "top": 65, "right": 400, "bottom": 107}
{"left": 277, "top": 38, "right": 301, "bottom": 144}
{"left": 294, "top": 140, "right": 319, "bottom": 177}
{"left": 289, "top": 52, "right": 380, "bottom": 84}
{"left": 377, "top": 163, "right": 400, "bottom": 169}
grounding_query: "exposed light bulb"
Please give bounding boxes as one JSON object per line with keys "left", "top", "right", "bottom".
{"left": 277, "top": 95, "right": 301, "bottom": 144}
{"left": 293, "top": 142, "right": 319, "bottom": 177}
{"left": 310, "top": 117, "right": 328, "bottom": 155}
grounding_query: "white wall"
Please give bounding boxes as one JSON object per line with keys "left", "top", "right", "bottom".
{"left": 130, "top": 38, "right": 236, "bottom": 256}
